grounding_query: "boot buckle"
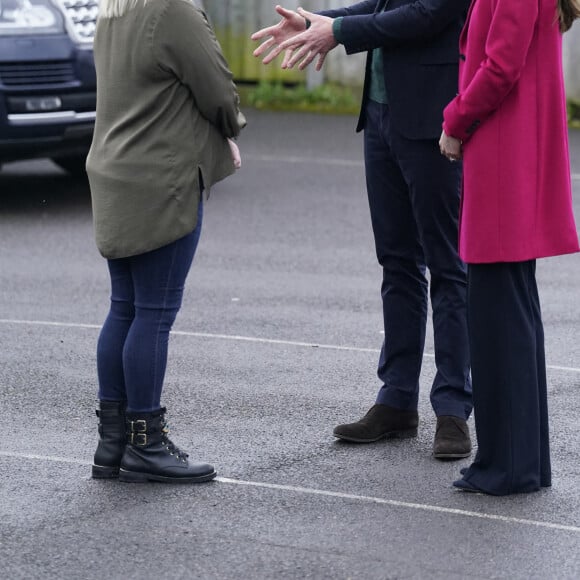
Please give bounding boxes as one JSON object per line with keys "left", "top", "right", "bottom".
{"left": 129, "top": 420, "right": 147, "bottom": 446}
{"left": 130, "top": 419, "right": 147, "bottom": 432}
{"left": 130, "top": 432, "right": 147, "bottom": 446}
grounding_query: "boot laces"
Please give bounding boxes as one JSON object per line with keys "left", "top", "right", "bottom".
{"left": 160, "top": 420, "right": 189, "bottom": 462}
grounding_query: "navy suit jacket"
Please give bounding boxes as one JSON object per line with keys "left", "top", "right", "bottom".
{"left": 320, "top": 0, "right": 469, "bottom": 139}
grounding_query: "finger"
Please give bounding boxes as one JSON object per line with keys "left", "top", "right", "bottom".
{"left": 251, "top": 25, "right": 277, "bottom": 41}
{"left": 315, "top": 52, "right": 327, "bottom": 71}
{"left": 298, "top": 51, "right": 317, "bottom": 71}
{"left": 262, "top": 40, "right": 292, "bottom": 64}
{"left": 281, "top": 48, "right": 294, "bottom": 69}
{"left": 276, "top": 5, "right": 296, "bottom": 18}
{"left": 253, "top": 37, "right": 277, "bottom": 57}
{"left": 262, "top": 44, "right": 287, "bottom": 65}
{"left": 285, "top": 44, "right": 312, "bottom": 69}
{"left": 278, "top": 30, "right": 309, "bottom": 52}
{"left": 296, "top": 7, "right": 316, "bottom": 20}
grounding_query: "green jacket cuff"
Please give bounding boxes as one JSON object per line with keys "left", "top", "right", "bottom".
{"left": 332, "top": 17, "right": 344, "bottom": 43}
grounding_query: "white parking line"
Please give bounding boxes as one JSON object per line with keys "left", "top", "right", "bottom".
{"left": 0, "top": 450, "right": 578, "bottom": 534}
{"left": 244, "top": 156, "right": 580, "bottom": 182}
{"left": 1, "top": 318, "right": 580, "bottom": 373}
{"left": 244, "top": 154, "right": 364, "bottom": 168}
{"left": 218, "top": 477, "right": 580, "bottom": 534}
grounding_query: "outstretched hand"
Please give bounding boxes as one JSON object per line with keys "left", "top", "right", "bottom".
{"left": 277, "top": 8, "right": 337, "bottom": 71}
{"left": 251, "top": 5, "right": 307, "bottom": 65}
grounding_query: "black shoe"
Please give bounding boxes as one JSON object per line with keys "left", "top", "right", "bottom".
{"left": 119, "top": 408, "right": 216, "bottom": 484}
{"left": 433, "top": 416, "right": 472, "bottom": 460}
{"left": 92, "top": 400, "right": 127, "bottom": 479}
{"left": 453, "top": 478, "right": 483, "bottom": 493}
{"left": 333, "top": 404, "right": 419, "bottom": 443}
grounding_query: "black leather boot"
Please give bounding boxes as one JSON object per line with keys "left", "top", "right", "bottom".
{"left": 119, "top": 408, "right": 216, "bottom": 484}
{"left": 92, "top": 400, "right": 127, "bottom": 479}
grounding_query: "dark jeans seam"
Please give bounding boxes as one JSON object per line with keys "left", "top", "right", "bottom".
{"left": 149, "top": 242, "right": 180, "bottom": 411}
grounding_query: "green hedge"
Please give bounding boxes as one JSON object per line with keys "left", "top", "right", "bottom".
{"left": 242, "top": 82, "right": 360, "bottom": 115}
{"left": 240, "top": 82, "right": 580, "bottom": 128}
{"left": 568, "top": 100, "right": 580, "bottom": 128}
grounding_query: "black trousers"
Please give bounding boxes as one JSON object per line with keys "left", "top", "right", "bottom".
{"left": 364, "top": 101, "right": 472, "bottom": 419}
{"left": 463, "top": 260, "right": 551, "bottom": 495}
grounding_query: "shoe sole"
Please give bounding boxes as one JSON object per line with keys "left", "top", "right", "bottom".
{"left": 92, "top": 464, "right": 120, "bottom": 479}
{"left": 333, "top": 428, "right": 418, "bottom": 443}
{"left": 118, "top": 469, "right": 217, "bottom": 484}
{"left": 433, "top": 451, "right": 472, "bottom": 460}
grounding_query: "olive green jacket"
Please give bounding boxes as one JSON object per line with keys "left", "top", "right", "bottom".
{"left": 86, "top": 0, "right": 246, "bottom": 259}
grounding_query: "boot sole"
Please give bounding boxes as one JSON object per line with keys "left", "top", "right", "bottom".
{"left": 118, "top": 469, "right": 217, "bottom": 484}
{"left": 333, "top": 428, "right": 418, "bottom": 443}
{"left": 92, "top": 464, "right": 120, "bottom": 479}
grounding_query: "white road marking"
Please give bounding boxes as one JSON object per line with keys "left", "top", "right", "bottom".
{"left": 1, "top": 318, "right": 580, "bottom": 373}
{"left": 244, "top": 156, "right": 580, "bottom": 182}
{"left": 244, "top": 153, "right": 364, "bottom": 168}
{"left": 0, "top": 450, "right": 578, "bottom": 534}
{"left": 217, "top": 477, "right": 580, "bottom": 534}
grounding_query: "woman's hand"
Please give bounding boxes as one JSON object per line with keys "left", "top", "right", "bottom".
{"left": 439, "top": 130, "right": 462, "bottom": 162}
{"left": 228, "top": 138, "right": 241, "bottom": 170}
{"left": 251, "top": 5, "right": 307, "bottom": 65}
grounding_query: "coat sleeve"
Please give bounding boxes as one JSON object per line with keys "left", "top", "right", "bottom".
{"left": 153, "top": 0, "right": 246, "bottom": 138}
{"left": 331, "top": 0, "right": 470, "bottom": 54}
{"left": 443, "top": 0, "right": 539, "bottom": 142}
{"left": 319, "top": 0, "right": 378, "bottom": 18}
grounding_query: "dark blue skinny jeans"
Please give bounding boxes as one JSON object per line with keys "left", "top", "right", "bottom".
{"left": 97, "top": 203, "right": 203, "bottom": 413}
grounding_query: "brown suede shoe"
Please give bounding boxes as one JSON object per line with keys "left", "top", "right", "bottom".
{"left": 433, "top": 416, "right": 472, "bottom": 460}
{"left": 333, "top": 404, "right": 419, "bottom": 443}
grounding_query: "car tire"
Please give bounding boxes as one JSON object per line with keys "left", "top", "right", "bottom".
{"left": 52, "top": 155, "right": 87, "bottom": 177}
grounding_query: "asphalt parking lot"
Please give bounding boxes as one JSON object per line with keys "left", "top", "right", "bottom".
{"left": 0, "top": 111, "right": 579, "bottom": 579}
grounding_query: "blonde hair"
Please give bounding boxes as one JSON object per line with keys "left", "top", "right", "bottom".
{"left": 98, "top": 0, "right": 149, "bottom": 18}
{"left": 559, "top": 0, "right": 580, "bottom": 32}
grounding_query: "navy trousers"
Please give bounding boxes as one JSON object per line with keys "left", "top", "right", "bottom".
{"left": 461, "top": 261, "right": 551, "bottom": 495}
{"left": 364, "top": 101, "right": 472, "bottom": 419}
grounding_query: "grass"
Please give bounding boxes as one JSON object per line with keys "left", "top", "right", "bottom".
{"left": 241, "top": 81, "right": 361, "bottom": 115}
{"left": 568, "top": 100, "right": 580, "bottom": 129}
{"left": 239, "top": 82, "right": 580, "bottom": 128}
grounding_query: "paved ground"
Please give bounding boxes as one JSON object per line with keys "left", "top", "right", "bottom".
{"left": 0, "top": 111, "right": 579, "bottom": 579}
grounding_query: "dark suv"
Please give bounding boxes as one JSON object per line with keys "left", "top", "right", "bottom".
{"left": 0, "top": 0, "right": 98, "bottom": 175}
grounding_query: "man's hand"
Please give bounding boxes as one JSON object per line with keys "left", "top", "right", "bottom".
{"left": 251, "top": 5, "right": 307, "bottom": 65}
{"left": 277, "top": 8, "right": 338, "bottom": 71}
{"left": 439, "top": 130, "right": 462, "bottom": 162}
{"left": 228, "top": 138, "right": 241, "bottom": 170}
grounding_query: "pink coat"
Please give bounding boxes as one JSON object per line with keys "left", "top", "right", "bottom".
{"left": 443, "top": 0, "right": 579, "bottom": 263}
